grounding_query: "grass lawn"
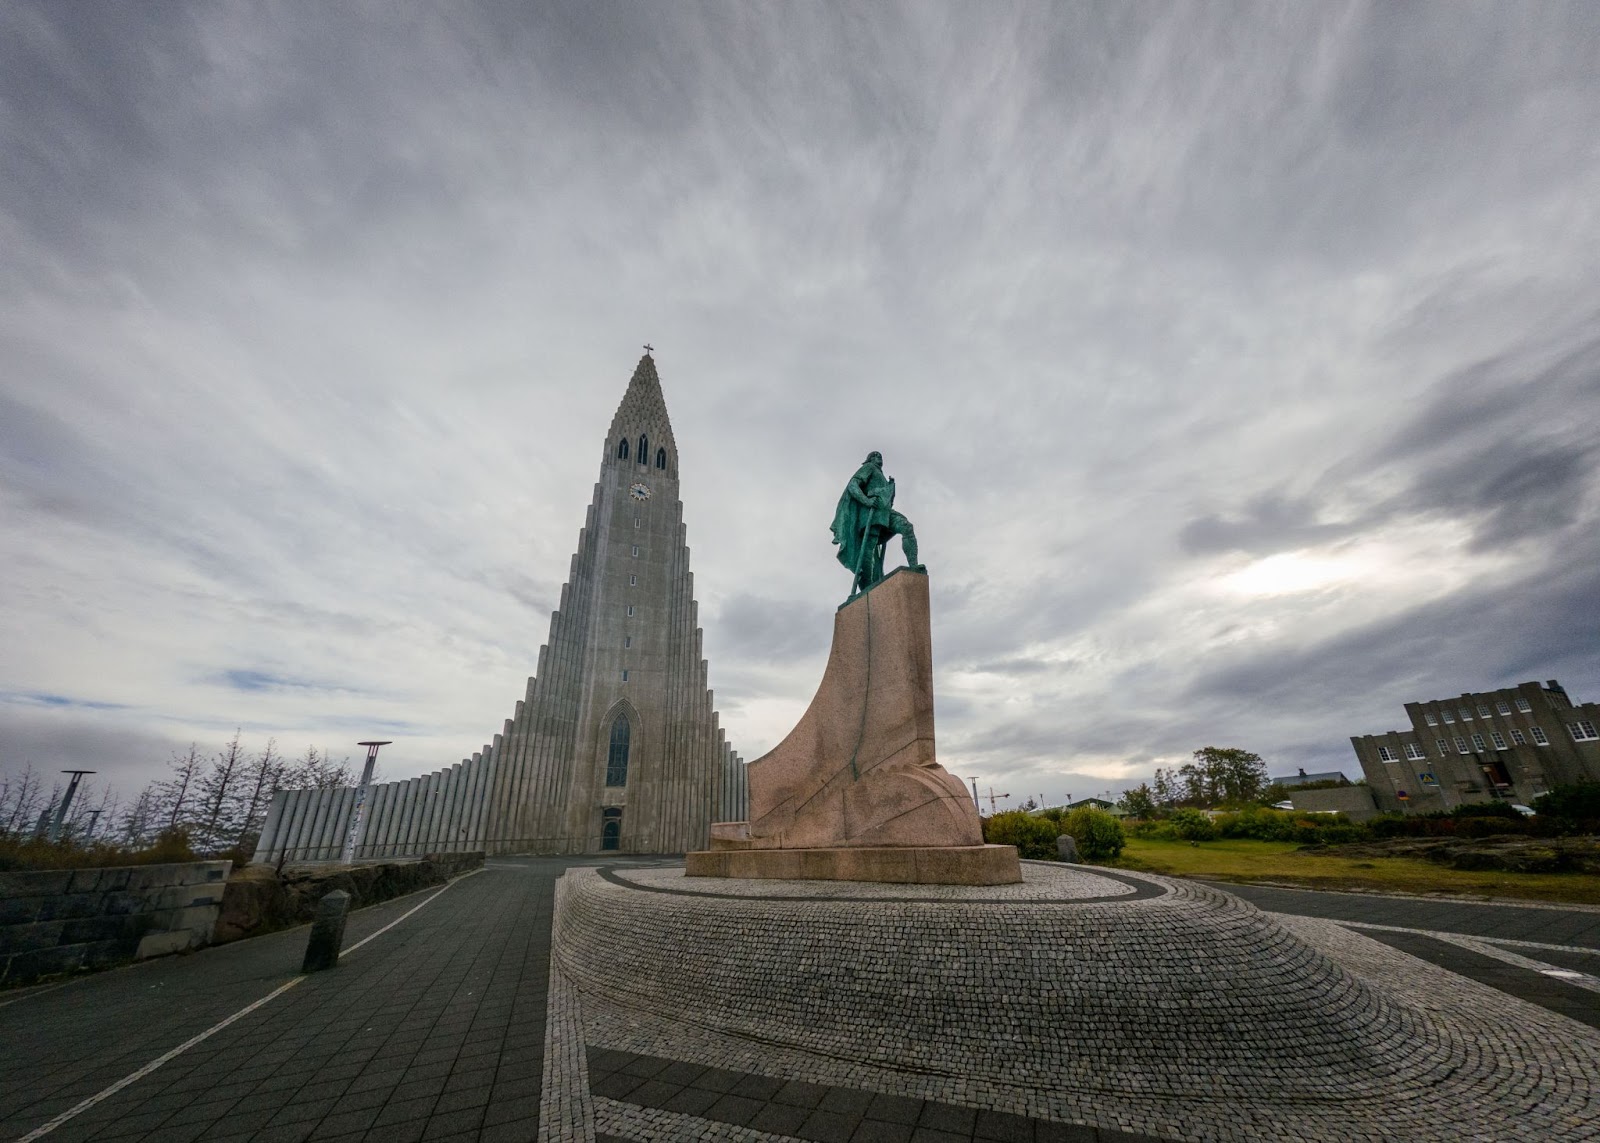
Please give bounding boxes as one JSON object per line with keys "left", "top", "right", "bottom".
{"left": 1111, "top": 836, "right": 1600, "bottom": 905}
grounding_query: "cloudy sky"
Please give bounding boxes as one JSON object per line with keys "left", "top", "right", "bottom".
{"left": 3, "top": 2, "right": 1598, "bottom": 810}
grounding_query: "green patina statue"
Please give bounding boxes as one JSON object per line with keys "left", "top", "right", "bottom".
{"left": 831, "top": 450, "right": 923, "bottom": 596}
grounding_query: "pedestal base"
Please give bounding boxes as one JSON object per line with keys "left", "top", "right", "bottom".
{"left": 685, "top": 843, "right": 1021, "bottom": 885}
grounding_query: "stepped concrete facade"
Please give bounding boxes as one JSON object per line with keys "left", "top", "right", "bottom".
{"left": 254, "top": 354, "right": 745, "bottom": 862}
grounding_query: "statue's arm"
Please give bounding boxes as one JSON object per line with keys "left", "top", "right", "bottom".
{"left": 847, "top": 465, "right": 876, "bottom": 507}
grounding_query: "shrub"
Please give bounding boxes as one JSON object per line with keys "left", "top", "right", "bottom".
{"left": 1169, "top": 808, "right": 1216, "bottom": 842}
{"left": 1063, "top": 806, "right": 1125, "bottom": 861}
{"left": 982, "top": 810, "right": 1061, "bottom": 859}
{"left": 1532, "top": 782, "right": 1600, "bottom": 828}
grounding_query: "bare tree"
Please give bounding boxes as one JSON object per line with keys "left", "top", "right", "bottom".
{"left": 157, "top": 744, "right": 206, "bottom": 832}
{"left": 120, "top": 786, "right": 161, "bottom": 847}
{"left": 194, "top": 731, "right": 247, "bottom": 852}
{"left": 0, "top": 762, "right": 46, "bottom": 837}
{"left": 233, "top": 738, "right": 285, "bottom": 851}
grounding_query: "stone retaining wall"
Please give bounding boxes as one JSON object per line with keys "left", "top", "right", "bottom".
{"left": 214, "top": 852, "right": 485, "bottom": 944}
{"left": 0, "top": 860, "right": 232, "bottom": 987}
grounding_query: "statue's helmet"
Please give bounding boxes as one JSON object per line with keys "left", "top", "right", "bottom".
{"left": 865, "top": 450, "right": 883, "bottom": 465}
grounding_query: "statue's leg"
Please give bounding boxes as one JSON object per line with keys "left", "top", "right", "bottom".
{"left": 891, "top": 512, "right": 923, "bottom": 570}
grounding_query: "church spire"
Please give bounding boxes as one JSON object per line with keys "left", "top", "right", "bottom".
{"left": 605, "top": 351, "right": 678, "bottom": 474}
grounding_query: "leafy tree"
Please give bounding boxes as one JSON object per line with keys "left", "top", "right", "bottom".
{"left": 1532, "top": 782, "right": 1600, "bottom": 825}
{"left": 1116, "top": 783, "right": 1157, "bottom": 819}
{"left": 1063, "top": 805, "right": 1124, "bottom": 861}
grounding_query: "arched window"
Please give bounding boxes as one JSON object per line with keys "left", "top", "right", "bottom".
{"left": 606, "top": 715, "right": 630, "bottom": 787}
{"left": 655, "top": 447, "right": 667, "bottom": 470}
{"left": 617, "top": 438, "right": 629, "bottom": 460}
{"left": 637, "top": 434, "right": 648, "bottom": 465}
{"left": 601, "top": 807, "right": 622, "bottom": 851}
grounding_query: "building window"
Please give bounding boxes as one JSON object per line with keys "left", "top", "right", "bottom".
{"left": 617, "top": 438, "right": 629, "bottom": 460}
{"left": 1471, "top": 734, "right": 1486, "bottom": 751}
{"left": 638, "top": 434, "right": 648, "bottom": 464}
{"left": 1455, "top": 737, "right": 1469, "bottom": 754}
{"left": 602, "top": 807, "right": 622, "bottom": 851}
{"left": 1425, "top": 712, "right": 1439, "bottom": 726}
{"left": 655, "top": 447, "right": 667, "bottom": 470}
{"left": 1443, "top": 710, "right": 1456, "bottom": 723}
{"left": 1405, "top": 742, "right": 1425, "bottom": 760}
{"left": 621, "top": 669, "right": 628, "bottom": 682}
{"left": 1436, "top": 739, "right": 1449, "bottom": 757}
{"left": 1516, "top": 697, "right": 1532, "bottom": 713}
{"left": 1377, "top": 746, "right": 1398, "bottom": 762}
{"left": 624, "top": 636, "right": 631, "bottom": 648}
{"left": 1490, "top": 732, "right": 1507, "bottom": 750}
{"left": 1477, "top": 704, "right": 1492, "bottom": 717}
{"left": 626, "top": 605, "right": 635, "bottom": 617}
{"left": 1510, "top": 729, "right": 1526, "bottom": 745}
{"left": 606, "top": 716, "right": 630, "bottom": 786}
{"left": 632, "top": 545, "right": 639, "bottom": 557}
{"left": 1570, "top": 721, "right": 1600, "bottom": 742}
{"left": 1459, "top": 708, "right": 1473, "bottom": 721}
{"left": 1496, "top": 701, "right": 1512, "bottom": 716}
{"left": 1530, "top": 726, "right": 1549, "bottom": 745}
{"left": 629, "top": 574, "right": 637, "bottom": 586}
{"left": 634, "top": 515, "right": 640, "bottom": 528}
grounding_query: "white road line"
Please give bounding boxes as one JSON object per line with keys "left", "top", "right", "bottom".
{"left": 1328, "top": 918, "right": 1600, "bottom": 996}
{"left": 10, "top": 868, "right": 484, "bottom": 1142}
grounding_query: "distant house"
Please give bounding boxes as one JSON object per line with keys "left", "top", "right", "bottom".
{"left": 1270, "top": 768, "right": 1349, "bottom": 789}
{"left": 1062, "top": 797, "right": 1123, "bottom": 816}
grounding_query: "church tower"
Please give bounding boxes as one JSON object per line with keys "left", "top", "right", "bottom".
{"left": 252, "top": 353, "right": 746, "bottom": 861}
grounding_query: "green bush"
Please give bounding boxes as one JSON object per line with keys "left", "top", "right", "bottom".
{"left": 1063, "top": 806, "right": 1125, "bottom": 861}
{"left": 1168, "top": 808, "right": 1216, "bottom": 841}
{"left": 1532, "top": 782, "right": 1600, "bottom": 827}
{"left": 982, "top": 810, "right": 1061, "bottom": 859}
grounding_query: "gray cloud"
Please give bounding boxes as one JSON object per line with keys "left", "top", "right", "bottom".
{"left": 2, "top": 2, "right": 1598, "bottom": 810}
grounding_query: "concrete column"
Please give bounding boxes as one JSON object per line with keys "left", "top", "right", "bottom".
{"left": 438, "top": 764, "right": 464, "bottom": 854}
{"left": 396, "top": 777, "right": 421, "bottom": 856}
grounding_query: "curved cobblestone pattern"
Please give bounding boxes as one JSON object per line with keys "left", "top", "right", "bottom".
{"left": 555, "top": 863, "right": 1600, "bottom": 1141}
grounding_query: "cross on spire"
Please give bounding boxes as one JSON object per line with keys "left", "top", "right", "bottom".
{"left": 643, "top": 343, "right": 654, "bottom": 355}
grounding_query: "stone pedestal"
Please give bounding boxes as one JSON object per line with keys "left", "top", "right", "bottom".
{"left": 689, "top": 568, "right": 1019, "bottom": 884}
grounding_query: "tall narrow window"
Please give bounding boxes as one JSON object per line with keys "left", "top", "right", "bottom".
{"left": 624, "top": 636, "right": 631, "bottom": 648}
{"left": 1530, "top": 726, "right": 1549, "bottom": 745}
{"left": 1510, "top": 729, "right": 1526, "bottom": 745}
{"left": 627, "top": 605, "right": 635, "bottom": 617}
{"left": 631, "top": 545, "right": 639, "bottom": 557}
{"left": 629, "top": 574, "right": 637, "bottom": 586}
{"left": 1516, "top": 697, "right": 1532, "bottom": 713}
{"left": 606, "top": 716, "right": 630, "bottom": 787}
{"left": 1471, "top": 734, "right": 1486, "bottom": 751}
{"left": 655, "top": 447, "right": 667, "bottom": 470}
{"left": 1496, "top": 701, "right": 1512, "bottom": 716}
{"left": 1490, "top": 732, "right": 1507, "bottom": 749}
{"left": 617, "top": 438, "right": 629, "bottom": 460}
{"left": 602, "top": 808, "right": 622, "bottom": 851}
{"left": 638, "top": 434, "right": 648, "bottom": 464}
{"left": 1425, "top": 712, "right": 1438, "bottom": 726}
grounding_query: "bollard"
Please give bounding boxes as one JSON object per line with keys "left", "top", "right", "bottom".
{"left": 302, "top": 890, "right": 350, "bottom": 972}
{"left": 1056, "top": 834, "right": 1078, "bottom": 863}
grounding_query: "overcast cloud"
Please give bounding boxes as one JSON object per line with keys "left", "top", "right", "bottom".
{"left": 3, "top": 2, "right": 1598, "bottom": 809}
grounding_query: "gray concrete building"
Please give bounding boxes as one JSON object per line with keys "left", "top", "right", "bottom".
{"left": 254, "top": 353, "right": 746, "bottom": 861}
{"left": 1352, "top": 679, "right": 1600, "bottom": 814}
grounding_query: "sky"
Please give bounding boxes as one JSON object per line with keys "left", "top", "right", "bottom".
{"left": 2, "top": 2, "right": 1599, "bottom": 812}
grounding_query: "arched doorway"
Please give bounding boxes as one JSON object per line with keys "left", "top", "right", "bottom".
{"left": 601, "top": 807, "right": 622, "bottom": 851}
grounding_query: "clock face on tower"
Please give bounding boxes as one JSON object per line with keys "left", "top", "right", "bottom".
{"left": 629, "top": 482, "right": 652, "bottom": 501}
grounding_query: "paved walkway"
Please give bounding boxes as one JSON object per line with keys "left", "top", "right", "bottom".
{"left": 0, "top": 857, "right": 609, "bottom": 1143}
{"left": 2, "top": 865, "right": 1597, "bottom": 1143}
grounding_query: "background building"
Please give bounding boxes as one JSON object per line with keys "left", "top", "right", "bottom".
{"left": 254, "top": 354, "right": 746, "bottom": 861}
{"left": 1352, "top": 680, "right": 1600, "bottom": 813}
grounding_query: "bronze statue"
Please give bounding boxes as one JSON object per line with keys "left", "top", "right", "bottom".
{"left": 831, "top": 451, "right": 922, "bottom": 596}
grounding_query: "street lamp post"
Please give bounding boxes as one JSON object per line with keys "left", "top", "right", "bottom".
{"left": 47, "top": 771, "right": 96, "bottom": 844}
{"left": 342, "top": 741, "right": 391, "bottom": 865}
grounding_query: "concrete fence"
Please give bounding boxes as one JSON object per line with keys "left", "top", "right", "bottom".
{"left": 0, "top": 860, "right": 231, "bottom": 987}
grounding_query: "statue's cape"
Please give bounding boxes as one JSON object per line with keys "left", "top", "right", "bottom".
{"left": 831, "top": 463, "right": 893, "bottom": 572}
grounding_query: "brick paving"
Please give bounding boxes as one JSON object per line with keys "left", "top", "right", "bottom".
{"left": 5, "top": 861, "right": 1600, "bottom": 1142}
{"left": 0, "top": 858, "right": 589, "bottom": 1143}
{"left": 586, "top": 1047, "right": 1170, "bottom": 1142}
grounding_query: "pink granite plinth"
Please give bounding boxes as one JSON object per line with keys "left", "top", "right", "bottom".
{"left": 685, "top": 844, "right": 1021, "bottom": 885}
{"left": 689, "top": 568, "right": 1019, "bottom": 885}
